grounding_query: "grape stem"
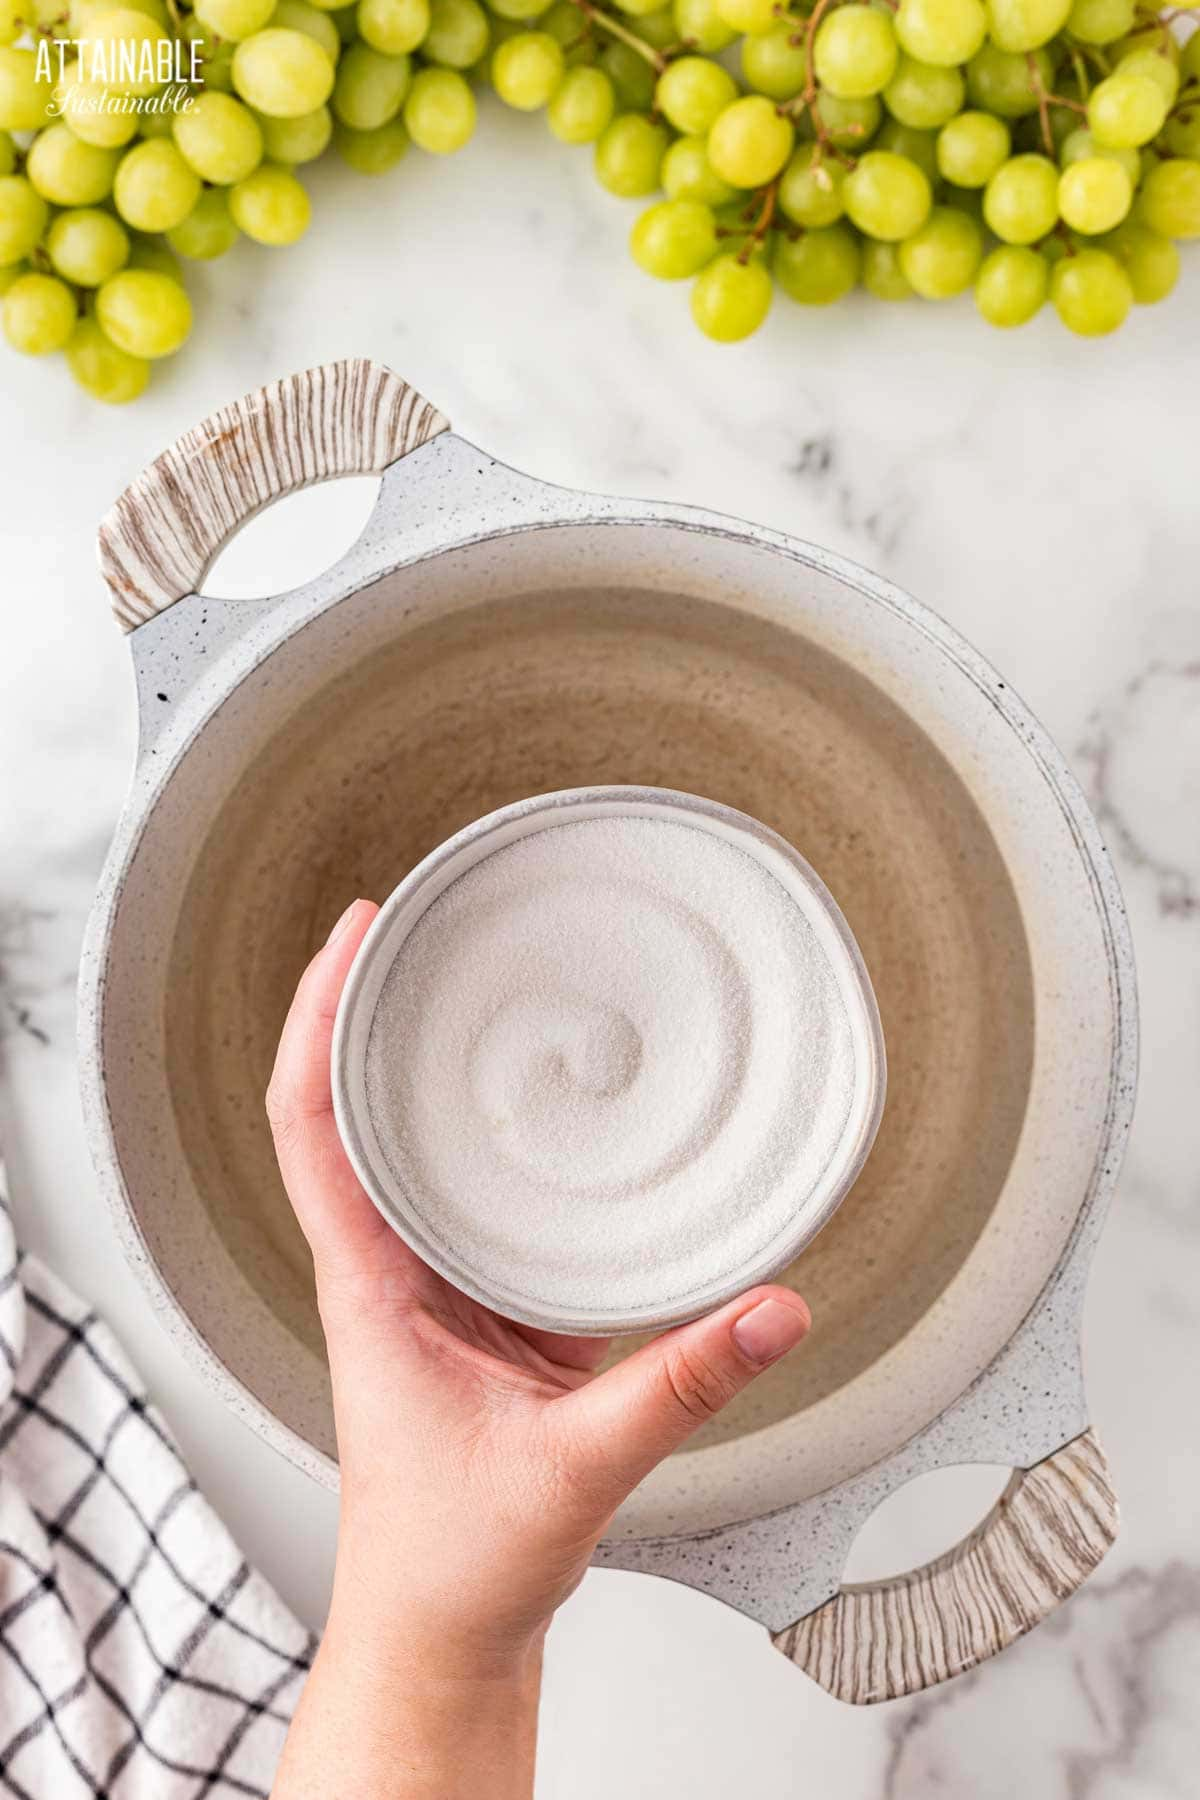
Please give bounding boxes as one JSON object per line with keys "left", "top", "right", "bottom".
{"left": 736, "top": 178, "right": 778, "bottom": 264}
{"left": 565, "top": 0, "right": 668, "bottom": 72}
{"left": 782, "top": 0, "right": 861, "bottom": 168}
{"left": 1025, "top": 50, "right": 1087, "bottom": 156}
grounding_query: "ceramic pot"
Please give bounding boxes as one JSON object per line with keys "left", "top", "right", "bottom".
{"left": 80, "top": 360, "right": 1135, "bottom": 1705}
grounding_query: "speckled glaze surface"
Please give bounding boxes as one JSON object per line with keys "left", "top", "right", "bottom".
{"left": 78, "top": 410, "right": 1137, "bottom": 1651}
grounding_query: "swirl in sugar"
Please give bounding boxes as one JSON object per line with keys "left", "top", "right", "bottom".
{"left": 364, "top": 816, "right": 859, "bottom": 1320}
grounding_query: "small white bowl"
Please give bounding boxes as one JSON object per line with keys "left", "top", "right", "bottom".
{"left": 331, "top": 786, "right": 886, "bottom": 1337}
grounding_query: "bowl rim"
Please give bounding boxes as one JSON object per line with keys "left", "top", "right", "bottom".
{"left": 330, "top": 784, "right": 887, "bottom": 1337}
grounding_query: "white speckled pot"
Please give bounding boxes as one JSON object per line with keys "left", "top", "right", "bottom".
{"left": 79, "top": 362, "right": 1136, "bottom": 1706}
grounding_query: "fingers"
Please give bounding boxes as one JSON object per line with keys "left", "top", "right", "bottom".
{"left": 551, "top": 1289, "right": 811, "bottom": 1504}
{"left": 265, "top": 899, "right": 394, "bottom": 1275}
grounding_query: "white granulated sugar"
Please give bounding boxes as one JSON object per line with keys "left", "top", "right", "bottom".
{"left": 364, "top": 816, "right": 857, "bottom": 1318}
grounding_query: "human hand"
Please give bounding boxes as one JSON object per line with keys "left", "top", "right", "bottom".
{"left": 268, "top": 899, "right": 811, "bottom": 1799}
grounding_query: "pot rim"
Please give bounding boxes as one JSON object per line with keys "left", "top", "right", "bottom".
{"left": 77, "top": 451, "right": 1138, "bottom": 1518}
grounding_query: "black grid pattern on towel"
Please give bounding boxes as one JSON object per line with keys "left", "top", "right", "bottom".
{"left": 0, "top": 1169, "right": 317, "bottom": 1797}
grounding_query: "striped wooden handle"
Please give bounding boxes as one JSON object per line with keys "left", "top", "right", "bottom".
{"left": 97, "top": 359, "right": 449, "bottom": 631}
{"left": 772, "top": 1430, "right": 1117, "bottom": 1705}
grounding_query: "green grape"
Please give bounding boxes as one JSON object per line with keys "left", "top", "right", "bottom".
{"left": 259, "top": 102, "right": 333, "bottom": 160}
{"left": 138, "top": 101, "right": 182, "bottom": 133}
{"left": 271, "top": 0, "right": 343, "bottom": 58}
{"left": 779, "top": 150, "right": 845, "bottom": 225}
{"left": 75, "top": 9, "right": 171, "bottom": 97}
{"left": 773, "top": 220, "right": 860, "bottom": 303}
{"left": 983, "top": 152, "right": 1058, "bottom": 241}
{"left": 486, "top": 0, "right": 553, "bottom": 18}
{"left": 174, "top": 91, "right": 265, "bottom": 184}
{"left": 425, "top": 0, "right": 490, "bottom": 67}
{"left": 1057, "top": 155, "right": 1131, "bottom": 233}
{"left": 883, "top": 54, "right": 963, "bottom": 129}
{"left": 228, "top": 160, "right": 310, "bottom": 239}
{"left": 3, "top": 271, "right": 78, "bottom": 353}
{"left": 56, "top": 63, "right": 141, "bottom": 148}
{"left": 179, "top": 15, "right": 238, "bottom": 93}
{"left": 233, "top": 28, "right": 337, "bottom": 117}
{"left": 974, "top": 241, "right": 1046, "bottom": 321}
{"left": 673, "top": 0, "right": 736, "bottom": 53}
{"left": 0, "top": 49, "right": 53, "bottom": 132}
{"left": 357, "top": 0, "right": 428, "bottom": 51}
{"left": 0, "top": 174, "right": 48, "bottom": 263}
{"left": 1162, "top": 103, "right": 1200, "bottom": 162}
{"left": 894, "top": 0, "right": 986, "bottom": 67}
{"left": 402, "top": 66, "right": 475, "bottom": 151}
{"left": 1087, "top": 73, "right": 1167, "bottom": 148}
{"left": 815, "top": 90, "right": 882, "bottom": 149}
{"left": 1182, "top": 32, "right": 1200, "bottom": 83}
{"left": 966, "top": 43, "right": 1051, "bottom": 117}
{"left": 843, "top": 147, "right": 932, "bottom": 238}
{"left": 714, "top": 0, "right": 775, "bottom": 30}
{"left": 594, "top": 111, "right": 667, "bottom": 194}
{"left": 492, "top": 32, "right": 564, "bottom": 109}
{"left": 875, "top": 117, "right": 938, "bottom": 182}
{"left": 195, "top": 0, "right": 276, "bottom": 41}
{"left": 541, "top": 0, "right": 598, "bottom": 64}
{"left": 1114, "top": 47, "right": 1178, "bottom": 105}
{"left": 332, "top": 43, "right": 410, "bottom": 128}
{"left": 0, "top": 130, "right": 11, "bottom": 175}
{"left": 334, "top": 114, "right": 408, "bottom": 167}
{"left": 1064, "top": 0, "right": 1132, "bottom": 41}
{"left": 656, "top": 55, "right": 737, "bottom": 135}
{"left": 1137, "top": 157, "right": 1200, "bottom": 238}
{"left": 65, "top": 314, "right": 149, "bottom": 401}
{"left": 0, "top": 0, "right": 17, "bottom": 43}
{"left": 862, "top": 236, "right": 913, "bottom": 296}
{"left": 27, "top": 125, "right": 121, "bottom": 206}
{"left": 547, "top": 65, "right": 615, "bottom": 143}
{"left": 1101, "top": 218, "right": 1178, "bottom": 301}
{"left": 897, "top": 202, "right": 982, "bottom": 294}
{"left": 634, "top": 7, "right": 677, "bottom": 47}
{"left": 740, "top": 20, "right": 807, "bottom": 102}
{"left": 72, "top": 0, "right": 170, "bottom": 27}
{"left": 331, "top": 0, "right": 361, "bottom": 36}
{"left": 985, "top": 0, "right": 1069, "bottom": 52}
{"left": 126, "top": 234, "right": 181, "bottom": 276}
{"left": 815, "top": 12, "right": 899, "bottom": 104}
{"left": 690, "top": 250, "right": 771, "bottom": 339}
{"left": 936, "top": 108, "right": 1009, "bottom": 185}
{"left": 166, "top": 183, "right": 240, "bottom": 255}
{"left": 1058, "top": 127, "right": 1139, "bottom": 185}
{"left": 612, "top": 0, "right": 664, "bottom": 16}
{"left": 113, "top": 138, "right": 202, "bottom": 230}
{"left": 707, "top": 95, "right": 794, "bottom": 187}
{"left": 0, "top": 260, "right": 23, "bottom": 295}
{"left": 96, "top": 266, "right": 191, "bottom": 354}
{"left": 598, "top": 42, "right": 655, "bottom": 109}
{"left": 1050, "top": 245, "right": 1131, "bottom": 332}
{"left": 630, "top": 196, "right": 716, "bottom": 275}
{"left": 661, "top": 132, "right": 739, "bottom": 203}
{"left": 45, "top": 206, "right": 129, "bottom": 283}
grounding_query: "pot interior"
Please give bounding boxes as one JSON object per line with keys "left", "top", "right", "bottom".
{"left": 164, "top": 583, "right": 1033, "bottom": 1451}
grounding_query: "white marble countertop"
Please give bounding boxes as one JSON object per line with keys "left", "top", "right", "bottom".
{"left": 2, "top": 98, "right": 1199, "bottom": 1796}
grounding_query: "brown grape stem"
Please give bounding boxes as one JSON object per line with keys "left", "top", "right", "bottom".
{"left": 781, "top": 0, "right": 861, "bottom": 168}
{"left": 736, "top": 179, "right": 778, "bottom": 264}
{"left": 1026, "top": 51, "right": 1087, "bottom": 156}
{"left": 565, "top": 0, "right": 668, "bottom": 72}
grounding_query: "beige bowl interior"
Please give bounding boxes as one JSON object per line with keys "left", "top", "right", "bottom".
{"left": 94, "top": 515, "right": 1116, "bottom": 1539}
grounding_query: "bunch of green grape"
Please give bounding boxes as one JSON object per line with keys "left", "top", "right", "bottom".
{"left": 0, "top": 0, "right": 1197, "bottom": 397}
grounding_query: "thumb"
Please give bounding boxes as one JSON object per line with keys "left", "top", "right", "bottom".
{"left": 553, "top": 1288, "right": 811, "bottom": 1505}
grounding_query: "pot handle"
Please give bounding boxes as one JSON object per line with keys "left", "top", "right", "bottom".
{"left": 772, "top": 1428, "right": 1117, "bottom": 1705}
{"left": 96, "top": 359, "right": 449, "bottom": 631}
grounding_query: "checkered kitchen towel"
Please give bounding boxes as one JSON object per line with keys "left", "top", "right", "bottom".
{"left": 0, "top": 1162, "right": 315, "bottom": 1797}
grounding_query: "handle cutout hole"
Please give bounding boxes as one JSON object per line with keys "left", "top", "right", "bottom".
{"left": 841, "top": 1464, "right": 1012, "bottom": 1586}
{"left": 200, "top": 475, "right": 382, "bottom": 600}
